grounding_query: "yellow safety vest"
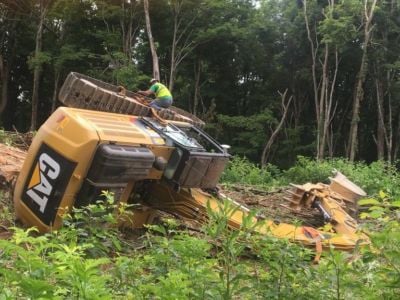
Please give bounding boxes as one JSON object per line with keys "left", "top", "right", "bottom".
{"left": 152, "top": 83, "right": 172, "bottom": 98}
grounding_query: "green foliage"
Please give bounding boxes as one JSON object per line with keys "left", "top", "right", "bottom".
{"left": 281, "top": 156, "right": 400, "bottom": 197}
{"left": 318, "top": 1, "right": 360, "bottom": 48}
{"left": 0, "top": 191, "right": 14, "bottom": 227}
{"left": 53, "top": 45, "right": 90, "bottom": 71}
{"left": 204, "top": 200, "right": 258, "bottom": 299}
{"left": 221, "top": 156, "right": 278, "bottom": 186}
{"left": 61, "top": 191, "right": 123, "bottom": 257}
{"left": 215, "top": 110, "right": 275, "bottom": 160}
{"left": 1, "top": 187, "right": 400, "bottom": 298}
{"left": 27, "top": 51, "right": 52, "bottom": 70}
{"left": 112, "top": 62, "right": 147, "bottom": 91}
{"left": 0, "top": 129, "right": 28, "bottom": 146}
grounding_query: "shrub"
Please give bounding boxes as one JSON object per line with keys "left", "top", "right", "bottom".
{"left": 281, "top": 156, "right": 400, "bottom": 197}
{"left": 221, "top": 156, "right": 278, "bottom": 187}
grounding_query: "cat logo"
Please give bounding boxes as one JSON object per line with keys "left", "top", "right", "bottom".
{"left": 22, "top": 143, "right": 77, "bottom": 225}
{"left": 25, "top": 153, "right": 60, "bottom": 213}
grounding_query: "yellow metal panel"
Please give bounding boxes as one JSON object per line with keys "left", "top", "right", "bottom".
{"left": 14, "top": 107, "right": 100, "bottom": 232}
{"left": 14, "top": 107, "right": 170, "bottom": 233}
{"left": 71, "top": 108, "right": 163, "bottom": 145}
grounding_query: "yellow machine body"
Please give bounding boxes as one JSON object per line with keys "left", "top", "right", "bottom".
{"left": 13, "top": 107, "right": 172, "bottom": 232}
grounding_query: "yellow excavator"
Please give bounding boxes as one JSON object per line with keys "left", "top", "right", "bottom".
{"left": 13, "top": 73, "right": 370, "bottom": 255}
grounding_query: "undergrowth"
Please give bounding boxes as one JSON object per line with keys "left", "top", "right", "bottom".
{"left": 222, "top": 155, "right": 400, "bottom": 197}
{"left": 0, "top": 157, "right": 400, "bottom": 298}
{"left": 0, "top": 197, "right": 399, "bottom": 299}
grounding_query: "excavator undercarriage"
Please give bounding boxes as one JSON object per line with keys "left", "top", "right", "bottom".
{"left": 13, "top": 73, "right": 370, "bottom": 256}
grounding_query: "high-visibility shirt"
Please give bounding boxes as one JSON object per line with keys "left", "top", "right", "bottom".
{"left": 150, "top": 83, "right": 172, "bottom": 99}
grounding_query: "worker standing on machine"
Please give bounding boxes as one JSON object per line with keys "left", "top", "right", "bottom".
{"left": 139, "top": 78, "right": 173, "bottom": 109}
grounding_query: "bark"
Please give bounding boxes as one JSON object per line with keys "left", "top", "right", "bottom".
{"left": 143, "top": 0, "right": 159, "bottom": 80}
{"left": 0, "top": 14, "right": 17, "bottom": 116}
{"left": 261, "top": 89, "right": 293, "bottom": 167}
{"left": 347, "top": 0, "right": 378, "bottom": 162}
{"left": 394, "top": 115, "right": 400, "bottom": 161}
{"left": 169, "top": 1, "right": 179, "bottom": 92}
{"left": 324, "top": 49, "right": 339, "bottom": 158}
{"left": 303, "top": 0, "right": 319, "bottom": 130}
{"left": 30, "top": 0, "right": 48, "bottom": 131}
{"left": 193, "top": 59, "right": 206, "bottom": 116}
{"left": 0, "top": 55, "right": 8, "bottom": 114}
{"left": 387, "top": 92, "right": 393, "bottom": 163}
{"left": 317, "top": 43, "right": 329, "bottom": 159}
{"left": 375, "top": 78, "right": 385, "bottom": 160}
{"left": 51, "top": 70, "right": 60, "bottom": 112}
{"left": 193, "top": 60, "right": 201, "bottom": 115}
{"left": 376, "top": 77, "right": 394, "bottom": 163}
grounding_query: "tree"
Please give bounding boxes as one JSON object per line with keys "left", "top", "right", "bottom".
{"left": 303, "top": 0, "right": 357, "bottom": 160}
{"left": 0, "top": 4, "right": 17, "bottom": 115}
{"left": 143, "top": 0, "right": 159, "bottom": 80}
{"left": 30, "top": 0, "right": 54, "bottom": 131}
{"left": 168, "top": 0, "right": 199, "bottom": 92}
{"left": 347, "top": 0, "right": 378, "bottom": 161}
{"left": 261, "top": 89, "right": 293, "bottom": 167}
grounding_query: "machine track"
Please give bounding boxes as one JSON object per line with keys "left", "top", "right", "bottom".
{"left": 59, "top": 72, "right": 205, "bottom": 127}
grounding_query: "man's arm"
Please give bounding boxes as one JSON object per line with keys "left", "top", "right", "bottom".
{"left": 138, "top": 89, "right": 154, "bottom": 96}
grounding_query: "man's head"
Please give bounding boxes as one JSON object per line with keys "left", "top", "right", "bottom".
{"left": 150, "top": 78, "right": 158, "bottom": 85}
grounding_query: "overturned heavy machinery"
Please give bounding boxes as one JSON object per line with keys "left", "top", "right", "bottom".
{"left": 13, "top": 73, "right": 370, "bottom": 254}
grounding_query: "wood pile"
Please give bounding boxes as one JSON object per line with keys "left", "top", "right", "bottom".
{"left": 0, "top": 143, "right": 27, "bottom": 188}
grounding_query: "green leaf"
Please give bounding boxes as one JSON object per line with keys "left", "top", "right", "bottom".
{"left": 358, "top": 198, "right": 381, "bottom": 206}
{"left": 368, "top": 206, "right": 385, "bottom": 211}
{"left": 369, "top": 210, "right": 385, "bottom": 219}
{"left": 390, "top": 201, "right": 400, "bottom": 208}
{"left": 379, "top": 190, "right": 387, "bottom": 199}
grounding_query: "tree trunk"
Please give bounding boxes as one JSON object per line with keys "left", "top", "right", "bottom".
{"left": 0, "top": 15, "right": 17, "bottom": 117}
{"left": 0, "top": 55, "right": 9, "bottom": 114}
{"left": 30, "top": 1, "right": 47, "bottom": 131}
{"left": 303, "top": 0, "right": 320, "bottom": 158}
{"left": 317, "top": 43, "right": 329, "bottom": 159}
{"left": 51, "top": 70, "right": 61, "bottom": 112}
{"left": 324, "top": 49, "right": 339, "bottom": 159}
{"left": 375, "top": 78, "right": 385, "bottom": 160}
{"left": 347, "top": 0, "right": 377, "bottom": 161}
{"left": 169, "top": 19, "right": 177, "bottom": 91}
{"left": 261, "top": 90, "right": 293, "bottom": 167}
{"left": 143, "top": 0, "right": 159, "bottom": 80}
{"left": 304, "top": 0, "right": 339, "bottom": 160}
{"left": 121, "top": 0, "right": 138, "bottom": 64}
{"left": 386, "top": 92, "right": 393, "bottom": 163}
{"left": 193, "top": 59, "right": 201, "bottom": 115}
{"left": 394, "top": 115, "right": 400, "bottom": 161}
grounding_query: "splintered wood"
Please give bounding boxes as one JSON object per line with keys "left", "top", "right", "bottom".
{"left": 219, "top": 184, "right": 325, "bottom": 228}
{"left": 0, "top": 143, "right": 27, "bottom": 187}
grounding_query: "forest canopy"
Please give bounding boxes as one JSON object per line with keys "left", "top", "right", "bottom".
{"left": 0, "top": 0, "right": 399, "bottom": 168}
